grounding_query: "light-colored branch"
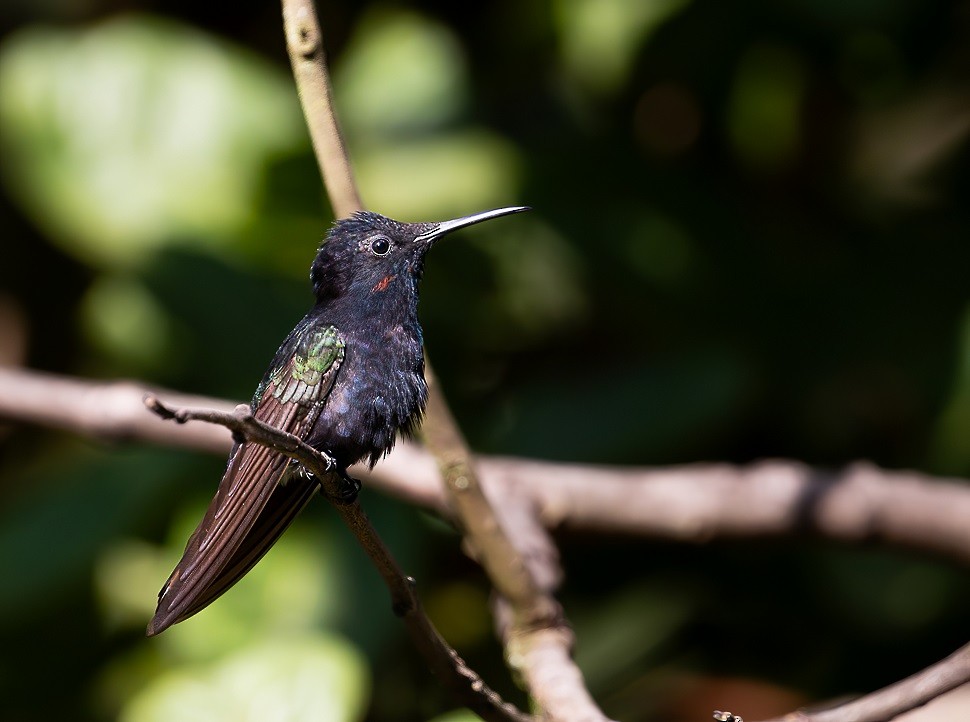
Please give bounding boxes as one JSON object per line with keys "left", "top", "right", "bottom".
{"left": 494, "top": 598, "right": 607, "bottom": 722}
{"left": 3, "top": 368, "right": 968, "bottom": 567}
{"left": 755, "top": 640, "right": 970, "bottom": 722}
{"left": 281, "top": 0, "right": 363, "bottom": 217}
{"left": 479, "top": 457, "right": 970, "bottom": 567}
{"left": 143, "top": 394, "right": 533, "bottom": 722}
{"left": 422, "top": 366, "right": 549, "bottom": 607}
{"left": 423, "top": 367, "right": 611, "bottom": 721}
{"left": 0, "top": 367, "right": 235, "bottom": 453}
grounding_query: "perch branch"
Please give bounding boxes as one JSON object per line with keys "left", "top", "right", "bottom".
{"left": 143, "top": 393, "right": 534, "bottom": 722}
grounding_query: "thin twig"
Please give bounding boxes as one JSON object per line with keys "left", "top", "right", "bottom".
{"left": 143, "top": 394, "right": 534, "bottom": 722}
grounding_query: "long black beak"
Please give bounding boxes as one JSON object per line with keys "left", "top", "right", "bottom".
{"left": 416, "top": 206, "right": 530, "bottom": 244}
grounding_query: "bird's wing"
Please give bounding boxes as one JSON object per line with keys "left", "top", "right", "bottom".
{"left": 147, "top": 325, "right": 346, "bottom": 636}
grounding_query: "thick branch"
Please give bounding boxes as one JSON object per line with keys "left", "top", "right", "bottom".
{"left": 143, "top": 394, "right": 533, "bottom": 722}
{"left": 2, "top": 368, "right": 967, "bottom": 566}
{"left": 0, "top": 367, "right": 234, "bottom": 453}
{"left": 494, "top": 598, "right": 606, "bottom": 722}
{"left": 281, "top": 0, "right": 363, "bottom": 217}
{"left": 480, "top": 458, "right": 970, "bottom": 567}
{"left": 755, "top": 640, "right": 970, "bottom": 722}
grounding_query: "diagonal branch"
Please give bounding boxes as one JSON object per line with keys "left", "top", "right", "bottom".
{"left": 423, "top": 367, "right": 613, "bottom": 721}
{"left": 281, "top": 0, "right": 363, "bottom": 217}
{"left": 143, "top": 393, "right": 534, "bottom": 722}
{"left": 754, "top": 640, "right": 970, "bottom": 722}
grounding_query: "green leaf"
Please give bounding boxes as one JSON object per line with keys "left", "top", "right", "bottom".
{"left": 727, "top": 44, "right": 806, "bottom": 171}
{"left": 572, "top": 583, "right": 694, "bottom": 689}
{"left": 335, "top": 9, "right": 468, "bottom": 136}
{"left": 0, "top": 15, "right": 305, "bottom": 268}
{"left": 554, "top": 0, "right": 691, "bottom": 94}
{"left": 0, "top": 447, "right": 195, "bottom": 625}
{"left": 144, "top": 508, "right": 344, "bottom": 663}
{"left": 931, "top": 304, "right": 970, "bottom": 473}
{"left": 427, "top": 710, "right": 482, "bottom": 722}
{"left": 79, "top": 274, "right": 181, "bottom": 375}
{"left": 121, "top": 636, "right": 369, "bottom": 722}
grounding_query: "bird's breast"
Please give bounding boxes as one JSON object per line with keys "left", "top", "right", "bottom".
{"left": 310, "top": 321, "right": 427, "bottom": 467}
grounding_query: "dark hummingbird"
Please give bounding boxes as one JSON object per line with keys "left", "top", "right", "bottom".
{"left": 147, "top": 206, "right": 528, "bottom": 636}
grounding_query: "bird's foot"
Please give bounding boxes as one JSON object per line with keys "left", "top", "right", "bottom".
{"left": 328, "top": 471, "right": 361, "bottom": 505}
{"left": 293, "top": 457, "right": 360, "bottom": 504}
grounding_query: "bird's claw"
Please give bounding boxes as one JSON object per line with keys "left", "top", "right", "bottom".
{"left": 329, "top": 472, "right": 361, "bottom": 505}
{"left": 301, "top": 466, "right": 358, "bottom": 504}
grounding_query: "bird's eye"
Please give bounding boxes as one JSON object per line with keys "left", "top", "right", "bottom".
{"left": 369, "top": 237, "right": 391, "bottom": 256}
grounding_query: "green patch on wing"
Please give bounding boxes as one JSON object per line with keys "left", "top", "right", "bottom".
{"left": 291, "top": 327, "right": 345, "bottom": 386}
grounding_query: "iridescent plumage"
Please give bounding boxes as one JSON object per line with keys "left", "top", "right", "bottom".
{"left": 148, "top": 207, "right": 527, "bottom": 635}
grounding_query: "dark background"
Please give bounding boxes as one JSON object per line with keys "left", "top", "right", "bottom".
{"left": 1, "top": 1, "right": 968, "bottom": 720}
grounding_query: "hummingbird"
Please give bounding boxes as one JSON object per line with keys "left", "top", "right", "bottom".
{"left": 147, "top": 206, "right": 528, "bottom": 636}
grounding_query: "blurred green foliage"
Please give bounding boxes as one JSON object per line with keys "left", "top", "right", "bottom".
{"left": 0, "top": 2, "right": 968, "bottom": 721}
{"left": 0, "top": 17, "right": 305, "bottom": 268}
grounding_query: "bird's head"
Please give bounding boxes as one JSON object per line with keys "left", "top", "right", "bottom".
{"left": 311, "top": 207, "right": 528, "bottom": 302}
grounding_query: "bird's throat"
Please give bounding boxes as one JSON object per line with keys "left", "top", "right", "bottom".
{"left": 371, "top": 274, "right": 396, "bottom": 293}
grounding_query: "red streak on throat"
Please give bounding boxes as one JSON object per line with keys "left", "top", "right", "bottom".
{"left": 372, "top": 275, "right": 395, "bottom": 292}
